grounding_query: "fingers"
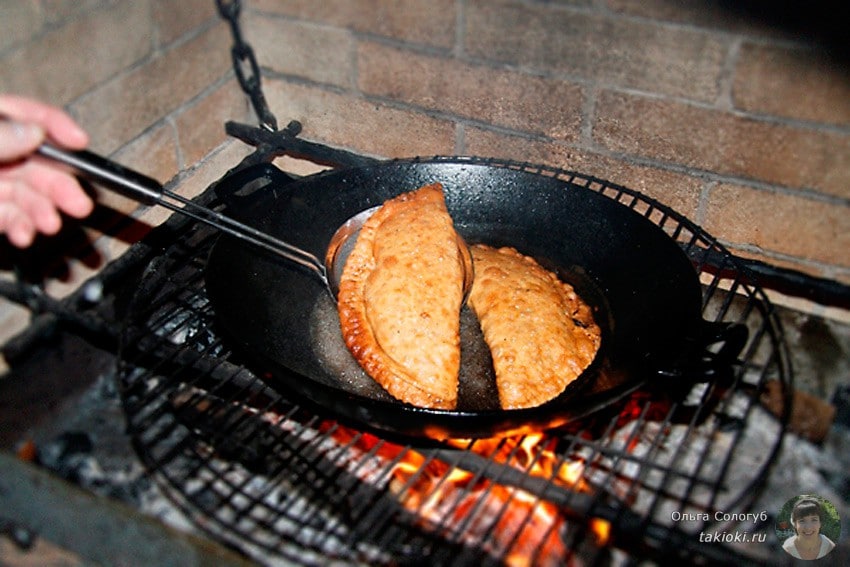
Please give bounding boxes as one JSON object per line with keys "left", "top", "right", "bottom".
{"left": 2, "top": 160, "right": 94, "bottom": 219}
{"left": 0, "top": 120, "right": 46, "bottom": 161}
{"left": 0, "top": 94, "right": 88, "bottom": 150}
{"left": 0, "top": 160, "right": 94, "bottom": 247}
{"left": 50, "top": 173, "right": 95, "bottom": 219}
{"left": 0, "top": 180, "right": 61, "bottom": 248}
{"left": 0, "top": 95, "right": 92, "bottom": 247}
{"left": 0, "top": 202, "right": 37, "bottom": 248}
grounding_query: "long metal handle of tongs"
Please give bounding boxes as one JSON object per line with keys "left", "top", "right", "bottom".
{"left": 37, "top": 144, "right": 327, "bottom": 280}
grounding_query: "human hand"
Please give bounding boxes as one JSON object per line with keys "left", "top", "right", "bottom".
{"left": 0, "top": 94, "right": 94, "bottom": 248}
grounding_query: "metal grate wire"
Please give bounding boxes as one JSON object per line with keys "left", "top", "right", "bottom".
{"left": 117, "top": 156, "right": 791, "bottom": 566}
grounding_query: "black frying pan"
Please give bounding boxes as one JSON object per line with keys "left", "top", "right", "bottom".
{"left": 204, "top": 158, "right": 746, "bottom": 439}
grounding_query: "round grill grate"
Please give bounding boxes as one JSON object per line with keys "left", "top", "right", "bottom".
{"left": 117, "top": 156, "right": 791, "bottom": 565}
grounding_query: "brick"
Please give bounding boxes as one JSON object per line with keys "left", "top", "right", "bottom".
{"left": 734, "top": 43, "right": 850, "bottom": 126}
{"left": 357, "top": 41, "right": 583, "bottom": 141}
{"left": 118, "top": 122, "right": 180, "bottom": 179}
{"left": 0, "top": 300, "right": 32, "bottom": 360}
{"left": 0, "top": 1, "right": 152, "bottom": 105}
{"left": 247, "top": 13, "right": 355, "bottom": 88}
{"left": 265, "top": 79, "right": 456, "bottom": 158}
{"left": 74, "top": 124, "right": 178, "bottom": 251}
{"left": 464, "top": 0, "right": 727, "bottom": 103}
{"left": 40, "top": 0, "right": 103, "bottom": 24}
{"left": 42, "top": 252, "right": 102, "bottom": 300}
{"left": 705, "top": 184, "right": 850, "bottom": 267}
{"left": 97, "top": 209, "right": 156, "bottom": 267}
{"left": 172, "top": 139, "right": 254, "bottom": 200}
{"left": 0, "top": 0, "right": 42, "bottom": 52}
{"left": 604, "top": 0, "right": 782, "bottom": 38}
{"left": 464, "top": 126, "right": 703, "bottom": 217}
{"left": 106, "top": 123, "right": 179, "bottom": 212}
{"left": 175, "top": 81, "right": 252, "bottom": 167}
{"left": 250, "top": 0, "right": 456, "bottom": 49}
{"left": 134, "top": 139, "right": 253, "bottom": 229}
{"left": 71, "top": 23, "right": 232, "bottom": 153}
{"left": 594, "top": 91, "right": 850, "bottom": 199}
{"left": 153, "top": 0, "right": 216, "bottom": 46}
{"left": 23, "top": 223, "right": 108, "bottom": 300}
{"left": 99, "top": 140, "right": 253, "bottom": 264}
{"left": 548, "top": 0, "right": 593, "bottom": 6}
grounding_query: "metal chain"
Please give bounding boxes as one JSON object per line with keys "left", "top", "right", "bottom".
{"left": 216, "top": 0, "right": 278, "bottom": 132}
{"left": 214, "top": 0, "right": 368, "bottom": 169}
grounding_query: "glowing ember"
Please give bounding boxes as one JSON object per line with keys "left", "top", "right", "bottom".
{"left": 322, "top": 424, "right": 609, "bottom": 565}
{"left": 590, "top": 518, "right": 611, "bottom": 546}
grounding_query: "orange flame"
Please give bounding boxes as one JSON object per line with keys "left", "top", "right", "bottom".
{"left": 322, "top": 423, "right": 607, "bottom": 565}
{"left": 590, "top": 518, "right": 611, "bottom": 546}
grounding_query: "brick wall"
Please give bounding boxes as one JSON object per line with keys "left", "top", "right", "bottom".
{"left": 0, "top": 0, "right": 254, "bottom": 353}
{"left": 246, "top": 0, "right": 850, "bottom": 318}
{"left": 1, "top": 0, "right": 849, "bottom": 356}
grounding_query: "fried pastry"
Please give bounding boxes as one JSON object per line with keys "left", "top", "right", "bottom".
{"left": 337, "top": 183, "right": 464, "bottom": 409}
{"left": 468, "top": 244, "right": 601, "bottom": 410}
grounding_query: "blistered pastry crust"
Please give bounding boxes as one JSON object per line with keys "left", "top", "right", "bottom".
{"left": 337, "top": 183, "right": 464, "bottom": 409}
{"left": 468, "top": 244, "right": 601, "bottom": 410}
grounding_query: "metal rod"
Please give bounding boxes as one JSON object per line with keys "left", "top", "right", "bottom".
{"left": 157, "top": 188, "right": 327, "bottom": 280}
{"left": 36, "top": 144, "right": 328, "bottom": 284}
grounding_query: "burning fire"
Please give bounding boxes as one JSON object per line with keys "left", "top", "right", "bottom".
{"left": 324, "top": 425, "right": 611, "bottom": 565}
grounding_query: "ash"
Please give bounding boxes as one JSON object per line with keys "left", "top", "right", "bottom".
{"left": 30, "top": 368, "right": 388, "bottom": 565}
{"left": 31, "top": 363, "right": 850, "bottom": 565}
{"left": 564, "top": 375, "right": 850, "bottom": 562}
{"left": 27, "top": 284, "right": 850, "bottom": 565}
{"left": 29, "top": 372, "right": 195, "bottom": 528}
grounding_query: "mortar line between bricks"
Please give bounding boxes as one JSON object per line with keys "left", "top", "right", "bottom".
{"left": 695, "top": 180, "right": 715, "bottom": 225}
{"left": 254, "top": 72, "right": 850, "bottom": 207}
{"left": 365, "top": 45, "right": 850, "bottom": 135}
{"left": 455, "top": 0, "right": 467, "bottom": 59}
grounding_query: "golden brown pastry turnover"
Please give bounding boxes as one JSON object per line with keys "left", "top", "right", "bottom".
{"left": 468, "top": 244, "right": 601, "bottom": 410}
{"left": 337, "top": 183, "right": 464, "bottom": 409}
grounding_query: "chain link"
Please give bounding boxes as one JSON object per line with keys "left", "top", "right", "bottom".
{"left": 216, "top": 0, "right": 278, "bottom": 132}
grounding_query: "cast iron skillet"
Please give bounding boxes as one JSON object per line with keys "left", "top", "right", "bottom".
{"left": 204, "top": 158, "right": 747, "bottom": 439}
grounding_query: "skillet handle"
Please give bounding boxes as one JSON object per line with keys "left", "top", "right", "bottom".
{"left": 654, "top": 320, "right": 749, "bottom": 386}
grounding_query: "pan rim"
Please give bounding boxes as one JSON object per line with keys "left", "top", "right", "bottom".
{"left": 204, "top": 157, "right": 708, "bottom": 438}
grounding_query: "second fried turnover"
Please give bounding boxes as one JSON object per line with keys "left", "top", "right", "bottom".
{"left": 468, "top": 244, "right": 601, "bottom": 410}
